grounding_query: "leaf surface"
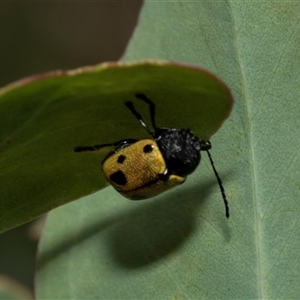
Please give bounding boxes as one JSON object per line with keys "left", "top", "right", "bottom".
{"left": 0, "top": 61, "right": 232, "bottom": 233}
{"left": 37, "top": 1, "right": 300, "bottom": 299}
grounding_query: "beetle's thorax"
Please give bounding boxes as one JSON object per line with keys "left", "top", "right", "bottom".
{"left": 154, "top": 128, "right": 203, "bottom": 176}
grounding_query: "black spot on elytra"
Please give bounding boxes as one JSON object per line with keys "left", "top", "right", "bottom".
{"left": 117, "top": 155, "right": 126, "bottom": 164}
{"left": 143, "top": 144, "right": 153, "bottom": 153}
{"left": 110, "top": 170, "right": 127, "bottom": 185}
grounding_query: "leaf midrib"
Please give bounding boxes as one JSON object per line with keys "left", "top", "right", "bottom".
{"left": 227, "top": 1, "right": 264, "bottom": 298}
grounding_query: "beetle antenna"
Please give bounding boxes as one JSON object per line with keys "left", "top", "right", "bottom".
{"left": 125, "top": 101, "right": 154, "bottom": 135}
{"left": 205, "top": 148, "right": 230, "bottom": 218}
{"left": 135, "top": 93, "right": 158, "bottom": 132}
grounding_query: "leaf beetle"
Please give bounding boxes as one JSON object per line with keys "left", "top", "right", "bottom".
{"left": 75, "top": 93, "right": 229, "bottom": 218}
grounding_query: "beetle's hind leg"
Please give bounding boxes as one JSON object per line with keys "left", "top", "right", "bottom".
{"left": 74, "top": 138, "right": 138, "bottom": 152}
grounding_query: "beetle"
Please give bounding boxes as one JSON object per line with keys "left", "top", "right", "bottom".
{"left": 75, "top": 93, "right": 229, "bottom": 218}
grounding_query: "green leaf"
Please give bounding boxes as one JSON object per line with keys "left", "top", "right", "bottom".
{"left": 0, "top": 61, "right": 232, "bottom": 233}
{"left": 37, "top": 1, "right": 300, "bottom": 299}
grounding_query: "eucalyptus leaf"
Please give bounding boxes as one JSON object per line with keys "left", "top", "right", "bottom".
{"left": 36, "top": 1, "right": 300, "bottom": 299}
{"left": 0, "top": 61, "right": 232, "bottom": 233}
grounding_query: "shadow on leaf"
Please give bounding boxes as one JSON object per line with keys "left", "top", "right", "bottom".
{"left": 108, "top": 178, "right": 230, "bottom": 268}
{"left": 38, "top": 178, "right": 230, "bottom": 271}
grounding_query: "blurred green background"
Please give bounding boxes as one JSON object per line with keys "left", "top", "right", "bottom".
{"left": 0, "top": 1, "right": 142, "bottom": 294}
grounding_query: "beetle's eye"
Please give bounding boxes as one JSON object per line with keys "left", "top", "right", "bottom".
{"left": 143, "top": 144, "right": 154, "bottom": 153}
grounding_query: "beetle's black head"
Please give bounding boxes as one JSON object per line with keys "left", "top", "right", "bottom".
{"left": 155, "top": 128, "right": 210, "bottom": 177}
{"left": 126, "top": 93, "right": 211, "bottom": 177}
